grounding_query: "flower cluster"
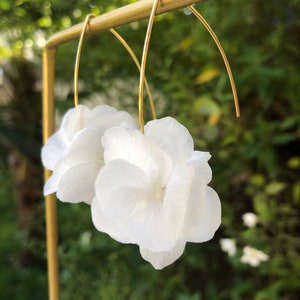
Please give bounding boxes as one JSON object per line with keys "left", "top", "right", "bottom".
{"left": 42, "top": 105, "right": 137, "bottom": 204}
{"left": 220, "top": 238, "right": 269, "bottom": 267}
{"left": 42, "top": 104, "right": 221, "bottom": 269}
{"left": 219, "top": 212, "right": 269, "bottom": 268}
{"left": 241, "top": 246, "right": 269, "bottom": 267}
{"left": 220, "top": 238, "right": 236, "bottom": 257}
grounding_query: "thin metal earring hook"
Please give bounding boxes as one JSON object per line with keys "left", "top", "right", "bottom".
{"left": 188, "top": 5, "right": 240, "bottom": 117}
{"left": 74, "top": 14, "right": 156, "bottom": 119}
{"left": 110, "top": 28, "right": 157, "bottom": 120}
{"left": 74, "top": 14, "right": 157, "bottom": 119}
{"left": 139, "top": 0, "right": 160, "bottom": 133}
{"left": 74, "top": 13, "right": 95, "bottom": 107}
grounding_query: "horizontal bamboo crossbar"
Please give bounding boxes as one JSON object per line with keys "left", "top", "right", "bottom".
{"left": 45, "top": 0, "right": 204, "bottom": 49}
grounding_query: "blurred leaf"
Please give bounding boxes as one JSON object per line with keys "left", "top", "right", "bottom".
{"left": 265, "top": 182, "right": 286, "bottom": 195}
{"left": 243, "top": 142, "right": 262, "bottom": 159}
{"left": 292, "top": 182, "right": 300, "bottom": 204}
{"left": 208, "top": 113, "right": 220, "bottom": 126}
{"left": 250, "top": 174, "right": 266, "bottom": 187}
{"left": 195, "top": 68, "right": 220, "bottom": 84}
{"left": 254, "top": 193, "right": 271, "bottom": 222}
{"left": 179, "top": 36, "right": 194, "bottom": 50}
{"left": 279, "top": 116, "right": 299, "bottom": 130}
{"left": 194, "top": 96, "right": 220, "bottom": 116}
{"left": 287, "top": 156, "right": 300, "bottom": 169}
{"left": 0, "top": 0, "right": 10, "bottom": 10}
{"left": 273, "top": 133, "right": 296, "bottom": 144}
{"left": 37, "top": 16, "right": 52, "bottom": 28}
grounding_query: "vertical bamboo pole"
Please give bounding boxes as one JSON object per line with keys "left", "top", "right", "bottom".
{"left": 43, "top": 46, "right": 60, "bottom": 300}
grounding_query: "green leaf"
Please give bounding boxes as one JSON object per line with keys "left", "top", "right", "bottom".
{"left": 37, "top": 16, "right": 52, "bottom": 28}
{"left": 287, "top": 156, "right": 300, "bottom": 169}
{"left": 265, "top": 182, "right": 286, "bottom": 195}
{"left": 193, "top": 96, "right": 220, "bottom": 116}
{"left": 250, "top": 174, "right": 266, "bottom": 187}
{"left": 292, "top": 182, "right": 300, "bottom": 204}
{"left": 195, "top": 68, "right": 220, "bottom": 84}
{"left": 273, "top": 133, "right": 295, "bottom": 144}
{"left": 279, "top": 116, "right": 299, "bottom": 130}
{"left": 254, "top": 193, "right": 270, "bottom": 222}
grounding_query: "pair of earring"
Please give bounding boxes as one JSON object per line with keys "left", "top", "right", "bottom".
{"left": 74, "top": 3, "right": 240, "bottom": 131}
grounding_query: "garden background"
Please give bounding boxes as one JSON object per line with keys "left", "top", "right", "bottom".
{"left": 0, "top": 0, "right": 299, "bottom": 299}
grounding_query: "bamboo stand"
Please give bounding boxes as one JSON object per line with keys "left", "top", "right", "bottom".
{"left": 43, "top": 0, "right": 204, "bottom": 299}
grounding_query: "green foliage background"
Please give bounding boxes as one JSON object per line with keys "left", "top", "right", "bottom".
{"left": 0, "top": 0, "right": 299, "bottom": 299}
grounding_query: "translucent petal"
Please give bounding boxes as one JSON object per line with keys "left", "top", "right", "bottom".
{"left": 126, "top": 200, "right": 177, "bottom": 251}
{"left": 91, "top": 196, "right": 133, "bottom": 244}
{"left": 107, "top": 186, "right": 151, "bottom": 220}
{"left": 183, "top": 180, "right": 221, "bottom": 243}
{"left": 162, "top": 164, "right": 195, "bottom": 236}
{"left": 57, "top": 161, "right": 102, "bottom": 204}
{"left": 102, "top": 126, "right": 172, "bottom": 182}
{"left": 84, "top": 105, "right": 118, "bottom": 128}
{"left": 41, "top": 129, "right": 69, "bottom": 170}
{"left": 95, "top": 159, "right": 151, "bottom": 220}
{"left": 102, "top": 126, "right": 136, "bottom": 163}
{"left": 86, "top": 105, "right": 137, "bottom": 130}
{"left": 59, "top": 107, "right": 74, "bottom": 129}
{"left": 63, "top": 105, "right": 90, "bottom": 140}
{"left": 93, "top": 160, "right": 151, "bottom": 243}
{"left": 64, "top": 128, "right": 103, "bottom": 165}
{"left": 145, "top": 117, "right": 194, "bottom": 163}
{"left": 139, "top": 240, "right": 186, "bottom": 270}
{"left": 189, "top": 151, "right": 212, "bottom": 183}
{"left": 94, "top": 159, "right": 176, "bottom": 251}
{"left": 43, "top": 158, "right": 69, "bottom": 195}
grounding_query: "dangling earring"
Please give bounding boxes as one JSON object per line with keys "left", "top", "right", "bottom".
{"left": 187, "top": 5, "right": 240, "bottom": 117}
{"left": 138, "top": 0, "right": 160, "bottom": 133}
{"left": 74, "top": 14, "right": 95, "bottom": 107}
{"left": 110, "top": 28, "right": 157, "bottom": 120}
{"left": 73, "top": 13, "right": 157, "bottom": 120}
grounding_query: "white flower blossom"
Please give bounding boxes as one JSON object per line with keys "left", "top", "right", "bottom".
{"left": 91, "top": 117, "right": 221, "bottom": 269}
{"left": 41, "top": 104, "right": 137, "bottom": 204}
{"left": 220, "top": 238, "right": 236, "bottom": 257}
{"left": 241, "top": 246, "right": 269, "bottom": 267}
{"left": 242, "top": 212, "right": 258, "bottom": 228}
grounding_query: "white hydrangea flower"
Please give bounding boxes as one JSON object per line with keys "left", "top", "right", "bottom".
{"left": 41, "top": 104, "right": 137, "bottom": 204}
{"left": 241, "top": 246, "right": 269, "bottom": 267}
{"left": 91, "top": 117, "right": 221, "bottom": 269}
{"left": 220, "top": 238, "right": 236, "bottom": 257}
{"left": 242, "top": 212, "right": 258, "bottom": 228}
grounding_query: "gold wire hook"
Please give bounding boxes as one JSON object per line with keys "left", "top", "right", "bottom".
{"left": 138, "top": 0, "right": 160, "bottom": 133}
{"left": 110, "top": 28, "right": 157, "bottom": 120}
{"left": 74, "top": 13, "right": 95, "bottom": 107}
{"left": 74, "top": 14, "right": 157, "bottom": 118}
{"left": 188, "top": 5, "right": 240, "bottom": 117}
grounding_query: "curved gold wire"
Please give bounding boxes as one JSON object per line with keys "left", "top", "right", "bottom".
{"left": 110, "top": 29, "right": 156, "bottom": 120}
{"left": 138, "top": 0, "right": 160, "bottom": 133}
{"left": 74, "top": 15, "right": 157, "bottom": 119}
{"left": 74, "top": 13, "right": 95, "bottom": 107}
{"left": 188, "top": 5, "right": 240, "bottom": 117}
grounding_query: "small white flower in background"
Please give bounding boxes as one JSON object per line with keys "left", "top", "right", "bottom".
{"left": 241, "top": 246, "right": 269, "bottom": 267}
{"left": 41, "top": 104, "right": 137, "bottom": 204}
{"left": 92, "top": 116, "right": 221, "bottom": 269}
{"left": 220, "top": 238, "right": 236, "bottom": 257}
{"left": 242, "top": 212, "right": 258, "bottom": 228}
